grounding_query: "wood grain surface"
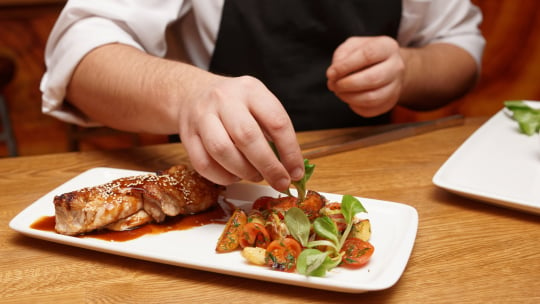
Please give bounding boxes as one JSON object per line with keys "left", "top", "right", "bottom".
{"left": 1, "top": 117, "right": 539, "bottom": 303}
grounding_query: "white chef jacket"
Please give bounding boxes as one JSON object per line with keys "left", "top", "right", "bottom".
{"left": 41, "top": 0, "right": 485, "bottom": 126}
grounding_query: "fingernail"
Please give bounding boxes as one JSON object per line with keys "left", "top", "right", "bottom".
{"left": 291, "top": 167, "right": 304, "bottom": 181}
{"left": 276, "top": 177, "right": 291, "bottom": 192}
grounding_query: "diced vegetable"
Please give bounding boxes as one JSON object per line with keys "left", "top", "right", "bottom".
{"left": 252, "top": 196, "right": 274, "bottom": 211}
{"left": 340, "top": 238, "right": 375, "bottom": 269}
{"left": 321, "top": 202, "right": 346, "bottom": 232}
{"left": 265, "top": 238, "right": 302, "bottom": 272}
{"left": 241, "top": 247, "right": 267, "bottom": 265}
{"left": 215, "top": 209, "right": 247, "bottom": 253}
{"left": 350, "top": 219, "right": 371, "bottom": 242}
{"left": 297, "top": 190, "right": 326, "bottom": 221}
{"left": 239, "top": 222, "right": 271, "bottom": 249}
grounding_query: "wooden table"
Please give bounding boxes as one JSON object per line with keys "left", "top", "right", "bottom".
{"left": 1, "top": 117, "right": 538, "bottom": 303}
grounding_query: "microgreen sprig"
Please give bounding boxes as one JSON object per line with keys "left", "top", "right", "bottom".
{"left": 504, "top": 100, "right": 540, "bottom": 135}
{"left": 269, "top": 142, "right": 315, "bottom": 201}
{"left": 289, "top": 159, "right": 315, "bottom": 201}
{"left": 284, "top": 195, "right": 367, "bottom": 277}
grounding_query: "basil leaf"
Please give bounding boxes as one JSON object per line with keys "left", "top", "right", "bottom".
{"left": 268, "top": 142, "right": 315, "bottom": 201}
{"left": 313, "top": 216, "right": 339, "bottom": 245}
{"left": 504, "top": 100, "right": 540, "bottom": 135}
{"left": 307, "top": 239, "right": 338, "bottom": 251}
{"left": 504, "top": 100, "right": 535, "bottom": 111}
{"left": 519, "top": 120, "right": 540, "bottom": 135}
{"left": 296, "top": 249, "right": 330, "bottom": 277}
{"left": 284, "top": 207, "right": 311, "bottom": 246}
{"left": 341, "top": 195, "right": 367, "bottom": 224}
{"left": 291, "top": 159, "right": 315, "bottom": 201}
{"left": 515, "top": 110, "right": 540, "bottom": 135}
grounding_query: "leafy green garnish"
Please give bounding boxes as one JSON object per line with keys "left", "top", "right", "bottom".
{"left": 341, "top": 195, "right": 367, "bottom": 224}
{"left": 269, "top": 142, "right": 315, "bottom": 201}
{"left": 284, "top": 195, "right": 368, "bottom": 277}
{"left": 296, "top": 249, "right": 333, "bottom": 277}
{"left": 284, "top": 207, "right": 310, "bottom": 247}
{"left": 289, "top": 159, "right": 315, "bottom": 201}
{"left": 313, "top": 216, "right": 340, "bottom": 245}
{"left": 504, "top": 100, "right": 540, "bottom": 135}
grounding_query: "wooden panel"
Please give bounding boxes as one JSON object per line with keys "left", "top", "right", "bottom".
{"left": 462, "top": 0, "right": 540, "bottom": 115}
{"left": 395, "top": 0, "right": 540, "bottom": 121}
{"left": 0, "top": 4, "right": 67, "bottom": 156}
{"left": 0, "top": 3, "right": 167, "bottom": 157}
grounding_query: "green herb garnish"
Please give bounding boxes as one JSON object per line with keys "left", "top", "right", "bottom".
{"left": 288, "top": 159, "right": 315, "bottom": 201}
{"left": 504, "top": 100, "right": 540, "bottom": 135}
{"left": 269, "top": 142, "right": 315, "bottom": 201}
{"left": 284, "top": 195, "right": 367, "bottom": 277}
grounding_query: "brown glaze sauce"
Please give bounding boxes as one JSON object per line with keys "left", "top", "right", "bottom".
{"left": 31, "top": 200, "right": 235, "bottom": 242}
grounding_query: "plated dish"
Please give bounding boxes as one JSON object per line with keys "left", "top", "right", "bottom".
{"left": 10, "top": 167, "right": 418, "bottom": 293}
{"left": 433, "top": 101, "right": 540, "bottom": 215}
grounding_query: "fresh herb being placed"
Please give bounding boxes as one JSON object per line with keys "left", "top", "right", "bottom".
{"left": 269, "top": 141, "right": 315, "bottom": 201}
{"left": 504, "top": 100, "right": 540, "bottom": 135}
{"left": 284, "top": 159, "right": 315, "bottom": 202}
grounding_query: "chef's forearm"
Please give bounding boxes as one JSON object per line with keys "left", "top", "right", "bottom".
{"left": 398, "top": 43, "right": 479, "bottom": 111}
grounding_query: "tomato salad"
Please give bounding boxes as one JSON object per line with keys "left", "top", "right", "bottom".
{"left": 215, "top": 191, "right": 374, "bottom": 276}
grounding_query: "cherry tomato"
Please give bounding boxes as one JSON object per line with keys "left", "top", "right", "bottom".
{"left": 340, "top": 238, "right": 374, "bottom": 268}
{"left": 298, "top": 190, "right": 326, "bottom": 221}
{"left": 324, "top": 202, "right": 346, "bottom": 232}
{"left": 253, "top": 196, "right": 298, "bottom": 220}
{"left": 265, "top": 238, "right": 303, "bottom": 272}
{"left": 252, "top": 196, "right": 274, "bottom": 211}
{"left": 239, "top": 222, "right": 271, "bottom": 249}
{"left": 215, "top": 209, "right": 247, "bottom": 253}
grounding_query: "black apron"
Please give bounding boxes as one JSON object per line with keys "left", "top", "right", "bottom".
{"left": 209, "top": 0, "right": 402, "bottom": 131}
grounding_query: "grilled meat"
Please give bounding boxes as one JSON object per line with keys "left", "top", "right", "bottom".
{"left": 54, "top": 165, "right": 224, "bottom": 235}
{"left": 104, "top": 210, "right": 153, "bottom": 232}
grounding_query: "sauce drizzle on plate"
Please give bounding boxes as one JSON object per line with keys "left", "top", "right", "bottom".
{"left": 31, "top": 200, "right": 234, "bottom": 242}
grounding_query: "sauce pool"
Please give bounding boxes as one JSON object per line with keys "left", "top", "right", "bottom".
{"left": 31, "top": 201, "right": 234, "bottom": 242}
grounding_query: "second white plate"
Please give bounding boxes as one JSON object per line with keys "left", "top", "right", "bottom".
{"left": 433, "top": 101, "right": 540, "bottom": 214}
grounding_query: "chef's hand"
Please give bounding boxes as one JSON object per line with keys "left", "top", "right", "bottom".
{"left": 177, "top": 75, "right": 305, "bottom": 192}
{"left": 326, "top": 36, "right": 405, "bottom": 117}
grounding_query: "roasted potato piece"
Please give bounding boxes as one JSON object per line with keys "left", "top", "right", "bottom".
{"left": 350, "top": 219, "right": 371, "bottom": 241}
{"left": 216, "top": 209, "right": 248, "bottom": 253}
{"left": 241, "top": 247, "right": 267, "bottom": 265}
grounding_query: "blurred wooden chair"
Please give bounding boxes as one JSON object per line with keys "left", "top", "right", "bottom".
{"left": 0, "top": 51, "right": 17, "bottom": 157}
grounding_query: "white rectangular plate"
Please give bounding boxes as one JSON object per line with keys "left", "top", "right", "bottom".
{"left": 433, "top": 101, "right": 540, "bottom": 214}
{"left": 10, "top": 167, "right": 418, "bottom": 293}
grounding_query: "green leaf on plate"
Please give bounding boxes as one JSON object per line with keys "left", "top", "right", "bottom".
{"left": 504, "top": 100, "right": 540, "bottom": 135}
